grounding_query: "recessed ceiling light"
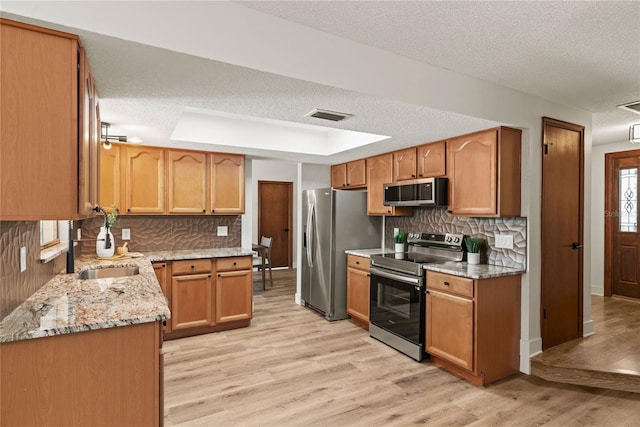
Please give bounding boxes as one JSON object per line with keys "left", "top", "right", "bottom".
{"left": 305, "top": 108, "right": 353, "bottom": 122}
{"left": 617, "top": 100, "right": 640, "bottom": 115}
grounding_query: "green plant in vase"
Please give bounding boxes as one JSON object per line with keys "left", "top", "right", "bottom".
{"left": 394, "top": 231, "right": 407, "bottom": 252}
{"left": 465, "top": 236, "right": 484, "bottom": 265}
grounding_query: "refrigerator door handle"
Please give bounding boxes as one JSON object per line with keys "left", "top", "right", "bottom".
{"left": 306, "top": 203, "right": 314, "bottom": 268}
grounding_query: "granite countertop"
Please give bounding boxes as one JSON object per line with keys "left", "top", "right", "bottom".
{"left": 424, "top": 262, "right": 526, "bottom": 279}
{"left": 0, "top": 255, "right": 171, "bottom": 344}
{"left": 0, "top": 247, "right": 256, "bottom": 344}
{"left": 145, "top": 247, "right": 255, "bottom": 262}
{"left": 345, "top": 248, "right": 395, "bottom": 258}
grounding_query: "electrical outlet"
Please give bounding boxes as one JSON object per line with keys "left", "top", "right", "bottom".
{"left": 394, "top": 228, "right": 399, "bottom": 237}
{"left": 122, "top": 228, "right": 131, "bottom": 240}
{"left": 77, "top": 228, "right": 82, "bottom": 240}
{"left": 495, "top": 234, "right": 514, "bottom": 249}
{"left": 217, "top": 226, "right": 228, "bottom": 237}
{"left": 20, "top": 247, "right": 27, "bottom": 272}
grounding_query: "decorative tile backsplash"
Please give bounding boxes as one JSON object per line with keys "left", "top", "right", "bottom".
{"left": 80, "top": 215, "right": 242, "bottom": 253}
{"left": 0, "top": 221, "right": 66, "bottom": 319}
{"left": 385, "top": 208, "right": 527, "bottom": 269}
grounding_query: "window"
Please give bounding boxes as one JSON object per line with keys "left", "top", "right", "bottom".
{"left": 40, "top": 220, "right": 60, "bottom": 249}
{"left": 619, "top": 168, "right": 638, "bottom": 232}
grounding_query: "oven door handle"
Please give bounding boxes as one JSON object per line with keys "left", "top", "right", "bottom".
{"left": 370, "top": 266, "right": 423, "bottom": 286}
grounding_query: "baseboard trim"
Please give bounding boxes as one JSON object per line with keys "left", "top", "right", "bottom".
{"left": 583, "top": 319, "right": 595, "bottom": 337}
{"left": 520, "top": 337, "right": 543, "bottom": 374}
{"left": 591, "top": 285, "right": 604, "bottom": 296}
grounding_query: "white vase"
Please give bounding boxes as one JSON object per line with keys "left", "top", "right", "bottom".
{"left": 394, "top": 243, "right": 406, "bottom": 253}
{"left": 467, "top": 252, "right": 480, "bottom": 265}
{"left": 96, "top": 226, "right": 115, "bottom": 258}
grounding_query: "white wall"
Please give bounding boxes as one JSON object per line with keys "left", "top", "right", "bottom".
{"left": 590, "top": 140, "right": 638, "bottom": 296}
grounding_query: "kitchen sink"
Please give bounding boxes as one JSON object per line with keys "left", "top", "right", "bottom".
{"left": 77, "top": 266, "right": 140, "bottom": 280}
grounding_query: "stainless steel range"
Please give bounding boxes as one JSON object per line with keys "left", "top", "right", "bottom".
{"left": 369, "top": 232, "right": 466, "bottom": 361}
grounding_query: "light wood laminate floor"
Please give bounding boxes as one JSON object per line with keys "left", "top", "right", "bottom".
{"left": 164, "top": 270, "right": 640, "bottom": 426}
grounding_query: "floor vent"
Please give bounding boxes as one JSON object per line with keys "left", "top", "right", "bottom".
{"left": 618, "top": 101, "right": 640, "bottom": 114}
{"left": 305, "top": 109, "right": 353, "bottom": 122}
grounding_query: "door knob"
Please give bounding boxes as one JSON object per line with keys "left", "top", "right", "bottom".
{"left": 283, "top": 228, "right": 289, "bottom": 232}
{"left": 571, "top": 242, "right": 583, "bottom": 250}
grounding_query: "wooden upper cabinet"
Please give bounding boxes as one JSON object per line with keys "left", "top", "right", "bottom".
{"left": 210, "top": 153, "right": 245, "bottom": 214}
{"left": 0, "top": 19, "right": 79, "bottom": 220}
{"left": 168, "top": 150, "right": 207, "bottom": 214}
{"left": 393, "top": 148, "right": 417, "bottom": 181}
{"left": 447, "top": 127, "right": 521, "bottom": 217}
{"left": 332, "top": 160, "right": 367, "bottom": 189}
{"left": 99, "top": 144, "right": 121, "bottom": 210}
{"left": 123, "top": 146, "right": 165, "bottom": 214}
{"left": 366, "top": 153, "right": 412, "bottom": 216}
{"left": 417, "top": 140, "right": 446, "bottom": 178}
{"left": 331, "top": 164, "right": 347, "bottom": 188}
{"left": 78, "top": 47, "right": 100, "bottom": 217}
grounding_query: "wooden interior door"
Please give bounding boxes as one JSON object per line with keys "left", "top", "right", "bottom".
{"left": 541, "top": 117, "right": 584, "bottom": 350}
{"left": 605, "top": 150, "right": 640, "bottom": 299}
{"left": 258, "top": 181, "right": 292, "bottom": 268}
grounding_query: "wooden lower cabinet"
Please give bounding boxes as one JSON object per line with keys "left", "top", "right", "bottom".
{"left": 425, "top": 270, "right": 521, "bottom": 385}
{"left": 153, "top": 261, "right": 171, "bottom": 333}
{"left": 215, "top": 256, "right": 253, "bottom": 323}
{"left": 346, "top": 254, "right": 370, "bottom": 330}
{"left": 0, "top": 322, "right": 162, "bottom": 426}
{"left": 160, "top": 256, "right": 253, "bottom": 340}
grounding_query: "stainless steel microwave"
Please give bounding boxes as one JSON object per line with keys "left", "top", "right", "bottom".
{"left": 383, "top": 177, "right": 448, "bottom": 207}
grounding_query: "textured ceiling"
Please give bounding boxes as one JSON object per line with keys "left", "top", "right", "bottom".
{"left": 2, "top": 1, "right": 639, "bottom": 163}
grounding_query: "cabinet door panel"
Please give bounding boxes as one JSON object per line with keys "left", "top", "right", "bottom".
{"left": 347, "top": 159, "right": 366, "bottom": 187}
{"left": 331, "top": 164, "right": 347, "bottom": 188}
{"left": 153, "top": 262, "right": 171, "bottom": 334}
{"left": 171, "top": 274, "right": 213, "bottom": 330}
{"left": 215, "top": 270, "right": 252, "bottom": 323}
{"left": 99, "top": 145, "right": 121, "bottom": 209}
{"left": 393, "top": 148, "right": 417, "bottom": 181}
{"left": 210, "top": 153, "right": 245, "bottom": 214}
{"left": 168, "top": 150, "right": 207, "bottom": 214}
{"left": 124, "top": 146, "right": 165, "bottom": 214}
{"left": 0, "top": 21, "right": 78, "bottom": 220}
{"left": 426, "top": 290, "right": 474, "bottom": 371}
{"left": 347, "top": 267, "right": 370, "bottom": 324}
{"left": 417, "top": 141, "right": 446, "bottom": 178}
{"left": 448, "top": 130, "right": 498, "bottom": 215}
{"left": 367, "top": 154, "right": 393, "bottom": 215}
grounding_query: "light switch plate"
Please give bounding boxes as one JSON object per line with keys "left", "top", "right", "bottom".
{"left": 122, "top": 228, "right": 131, "bottom": 240}
{"left": 217, "top": 226, "right": 228, "bottom": 237}
{"left": 20, "top": 247, "right": 27, "bottom": 272}
{"left": 495, "top": 234, "right": 514, "bottom": 249}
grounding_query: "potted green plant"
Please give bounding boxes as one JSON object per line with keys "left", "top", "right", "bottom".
{"left": 394, "top": 231, "right": 407, "bottom": 252}
{"left": 465, "top": 236, "right": 484, "bottom": 265}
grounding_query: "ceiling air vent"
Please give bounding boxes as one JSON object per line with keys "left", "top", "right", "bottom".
{"left": 305, "top": 108, "right": 353, "bottom": 122}
{"left": 618, "top": 100, "right": 640, "bottom": 115}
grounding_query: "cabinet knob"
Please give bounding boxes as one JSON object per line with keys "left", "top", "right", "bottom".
{"left": 162, "top": 264, "right": 166, "bottom": 268}
{"left": 217, "top": 274, "right": 221, "bottom": 277}
{"left": 208, "top": 275, "right": 212, "bottom": 278}
{"left": 443, "top": 281, "right": 450, "bottom": 286}
{"left": 202, "top": 209, "right": 206, "bottom": 213}
{"left": 356, "top": 261, "right": 359, "bottom": 264}
{"left": 191, "top": 265, "right": 195, "bottom": 269}
{"left": 233, "top": 262, "right": 237, "bottom": 266}
{"left": 346, "top": 183, "right": 350, "bottom": 186}
{"left": 411, "top": 174, "right": 416, "bottom": 178}
{"left": 127, "top": 208, "right": 131, "bottom": 212}
{"left": 387, "top": 210, "right": 391, "bottom": 214}
{"left": 418, "top": 174, "right": 423, "bottom": 177}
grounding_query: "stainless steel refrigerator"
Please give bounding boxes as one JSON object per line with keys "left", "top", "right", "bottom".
{"left": 302, "top": 188, "right": 382, "bottom": 321}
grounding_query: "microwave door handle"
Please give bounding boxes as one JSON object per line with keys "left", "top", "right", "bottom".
{"left": 306, "top": 203, "right": 314, "bottom": 268}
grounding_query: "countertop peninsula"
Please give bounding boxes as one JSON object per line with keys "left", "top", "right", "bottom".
{"left": 0, "top": 247, "right": 255, "bottom": 344}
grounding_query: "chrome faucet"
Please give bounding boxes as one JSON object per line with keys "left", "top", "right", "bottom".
{"left": 66, "top": 206, "right": 112, "bottom": 273}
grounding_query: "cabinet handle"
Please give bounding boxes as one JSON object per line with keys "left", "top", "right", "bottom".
{"left": 443, "top": 281, "right": 450, "bottom": 286}
{"left": 211, "top": 209, "right": 215, "bottom": 213}
{"left": 367, "top": 274, "right": 370, "bottom": 277}
{"left": 162, "top": 320, "right": 167, "bottom": 326}
{"left": 208, "top": 275, "right": 212, "bottom": 278}
{"left": 202, "top": 209, "right": 206, "bottom": 213}
{"left": 233, "top": 262, "right": 237, "bottom": 266}
{"left": 411, "top": 174, "right": 416, "bottom": 178}
{"left": 387, "top": 210, "right": 392, "bottom": 214}
{"left": 127, "top": 208, "right": 131, "bottom": 212}
{"left": 418, "top": 174, "right": 423, "bottom": 177}
{"left": 346, "top": 183, "right": 350, "bottom": 186}
{"left": 191, "top": 265, "right": 195, "bottom": 269}
{"left": 217, "top": 274, "right": 221, "bottom": 277}
{"left": 162, "top": 264, "right": 166, "bottom": 268}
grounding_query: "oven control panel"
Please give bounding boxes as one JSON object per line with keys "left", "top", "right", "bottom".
{"left": 407, "top": 232, "right": 465, "bottom": 248}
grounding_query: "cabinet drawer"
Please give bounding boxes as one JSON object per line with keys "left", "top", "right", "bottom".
{"left": 347, "top": 255, "right": 370, "bottom": 272}
{"left": 427, "top": 271, "right": 474, "bottom": 298}
{"left": 172, "top": 259, "right": 212, "bottom": 275}
{"left": 217, "top": 256, "right": 252, "bottom": 272}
